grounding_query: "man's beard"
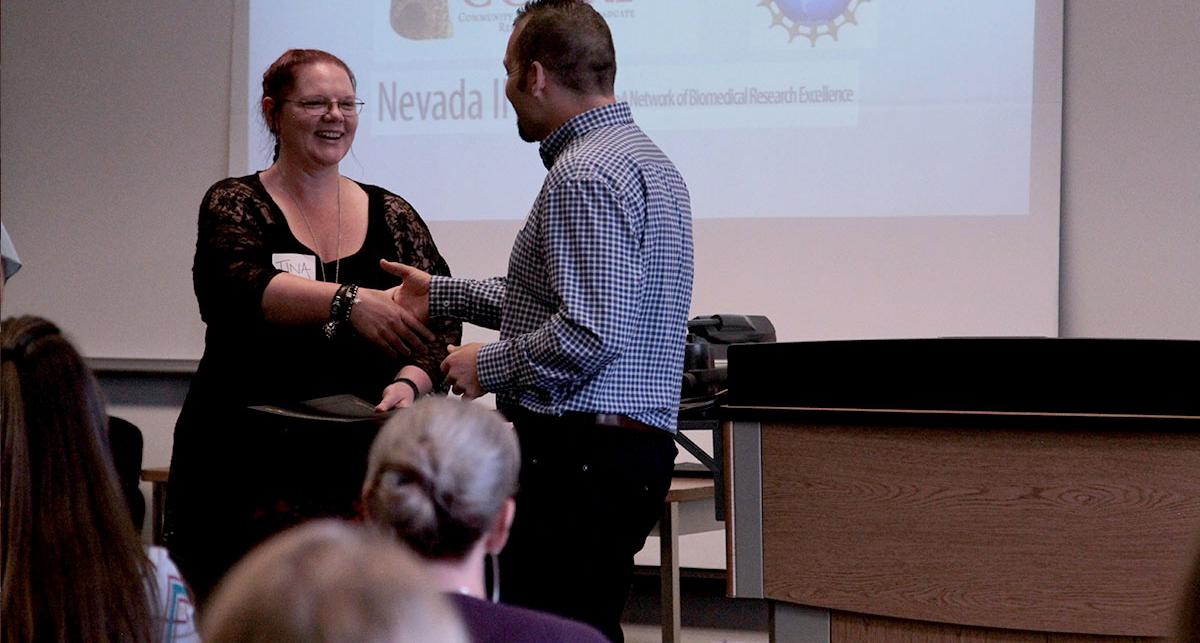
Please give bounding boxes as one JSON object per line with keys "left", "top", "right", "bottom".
{"left": 516, "top": 113, "right": 538, "bottom": 143}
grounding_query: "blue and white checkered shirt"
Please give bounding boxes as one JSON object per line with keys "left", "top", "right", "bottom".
{"left": 430, "top": 102, "right": 694, "bottom": 431}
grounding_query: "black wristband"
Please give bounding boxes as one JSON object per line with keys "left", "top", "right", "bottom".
{"left": 392, "top": 376, "right": 421, "bottom": 400}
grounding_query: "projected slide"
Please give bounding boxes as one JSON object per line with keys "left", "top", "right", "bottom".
{"left": 243, "top": 0, "right": 1036, "bottom": 220}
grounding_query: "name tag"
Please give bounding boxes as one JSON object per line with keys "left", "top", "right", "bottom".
{"left": 272, "top": 253, "right": 317, "bottom": 281}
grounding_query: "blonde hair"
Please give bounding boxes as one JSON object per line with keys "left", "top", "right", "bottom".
{"left": 202, "top": 520, "right": 466, "bottom": 643}
{"left": 363, "top": 396, "right": 519, "bottom": 560}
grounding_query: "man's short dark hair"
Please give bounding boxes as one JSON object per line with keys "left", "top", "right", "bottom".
{"left": 513, "top": 0, "right": 616, "bottom": 96}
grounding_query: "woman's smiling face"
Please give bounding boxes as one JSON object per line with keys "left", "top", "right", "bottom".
{"left": 273, "top": 61, "right": 358, "bottom": 169}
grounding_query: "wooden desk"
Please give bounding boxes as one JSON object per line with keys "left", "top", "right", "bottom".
{"left": 723, "top": 338, "right": 1200, "bottom": 642}
{"left": 654, "top": 476, "right": 720, "bottom": 643}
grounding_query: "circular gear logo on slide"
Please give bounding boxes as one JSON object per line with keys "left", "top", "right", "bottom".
{"left": 391, "top": 0, "right": 454, "bottom": 40}
{"left": 760, "top": 0, "right": 869, "bottom": 46}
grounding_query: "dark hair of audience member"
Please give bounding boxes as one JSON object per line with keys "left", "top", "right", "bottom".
{"left": 362, "top": 396, "right": 519, "bottom": 560}
{"left": 202, "top": 519, "right": 467, "bottom": 643}
{"left": 511, "top": 0, "right": 616, "bottom": 96}
{"left": 1, "top": 316, "right": 157, "bottom": 643}
{"left": 260, "top": 48, "right": 357, "bottom": 161}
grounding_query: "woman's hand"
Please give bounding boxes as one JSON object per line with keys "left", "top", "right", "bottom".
{"left": 349, "top": 287, "right": 435, "bottom": 358}
{"left": 375, "top": 366, "right": 433, "bottom": 412}
{"left": 376, "top": 379, "right": 418, "bottom": 411}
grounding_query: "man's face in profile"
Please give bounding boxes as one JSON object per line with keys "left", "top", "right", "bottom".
{"left": 503, "top": 21, "right": 543, "bottom": 143}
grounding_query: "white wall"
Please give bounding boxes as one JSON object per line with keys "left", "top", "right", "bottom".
{"left": 1, "top": 0, "right": 237, "bottom": 539}
{"left": 1, "top": 2, "right": 230, "bottom": 360}
{"left": 3, "top": 0, "right": 1198, "bottom": 543}
{"left": 1059, "top": 0, "right": 1200, "bottom": 339}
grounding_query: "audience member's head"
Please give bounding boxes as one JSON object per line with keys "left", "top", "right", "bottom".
{"left": 202, "top": 519, "right": 467, "bottom": 643}
{"left": 1, "top": 315, "right": 157, "bottom": 642}
{"left": 362, "top": 396, "right": 519, "bottom": 564}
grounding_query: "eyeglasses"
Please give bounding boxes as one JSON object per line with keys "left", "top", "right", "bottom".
{"left": 283, "top": 97, "right": 365, "bottom": 116}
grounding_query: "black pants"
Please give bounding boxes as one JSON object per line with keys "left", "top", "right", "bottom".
{"left": 499, "top": 412, "right": 678, "bottom": 643}
{"left": 164, "top": 406, "right": 379, "bottom": 605}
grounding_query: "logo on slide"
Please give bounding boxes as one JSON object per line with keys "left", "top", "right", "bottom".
{"left": 760, "top": 0, "right": 869, "bottom": 46}
{"left": 391, "top": 0, "right": 454, "bottom": 40}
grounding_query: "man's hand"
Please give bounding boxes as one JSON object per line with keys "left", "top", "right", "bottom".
{"left": 441, "top": 343, "right": 484, "bottom": 398}
{"left": 380, "top": 260, "right": 431, "bottom": 324}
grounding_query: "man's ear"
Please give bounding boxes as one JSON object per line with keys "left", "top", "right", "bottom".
{"left": 528, "top": 61, "right": 548, "bottom": 98}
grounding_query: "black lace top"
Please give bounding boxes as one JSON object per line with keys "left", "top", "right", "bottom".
{"left": 163, "top": 174, "right": 460, "bottom": 600}
{"left": 187, "top": 173, "right": 459, "bottom": 409}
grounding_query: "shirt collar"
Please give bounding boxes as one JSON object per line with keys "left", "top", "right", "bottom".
{"left": 538, "top": 101, "right": 633, "bottom": 169}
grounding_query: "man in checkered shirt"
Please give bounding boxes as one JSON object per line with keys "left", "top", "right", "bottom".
{"left": 384, "top": 1, "right": 693, "bottom": 639}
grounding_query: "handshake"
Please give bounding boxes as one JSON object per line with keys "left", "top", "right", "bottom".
{"left": 380, "top": 259, "right": 432, "bottom": 347}
{"left": 354, "top": 260, "right": 483, "bottom": 400}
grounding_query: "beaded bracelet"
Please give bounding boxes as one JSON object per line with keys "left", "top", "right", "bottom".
{"left": 323, "top": 283, "right": 360, "bottom": 339}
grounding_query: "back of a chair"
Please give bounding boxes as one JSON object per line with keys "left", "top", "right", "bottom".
{"left": 108, "top": 415, "right": 146, "bottom": 531}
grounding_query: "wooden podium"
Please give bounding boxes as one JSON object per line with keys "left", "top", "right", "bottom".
{"left": 721, "top": 338, "right": 1200, "bottom": 642}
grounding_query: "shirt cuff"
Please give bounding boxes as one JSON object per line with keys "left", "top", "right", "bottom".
{"left": 477, "top": 340, "right": 517, "bottom": 393}
{"left": 429, "top": 275, "right": 460, "bottom": 319}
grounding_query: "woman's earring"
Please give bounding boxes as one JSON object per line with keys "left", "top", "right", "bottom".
{"left": 486, "top": 551, "right": 501, "bottom": 604}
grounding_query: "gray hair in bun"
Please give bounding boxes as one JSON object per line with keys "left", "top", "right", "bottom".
{"left": 363, "top": 397, "right": 519, "bottom": 560}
